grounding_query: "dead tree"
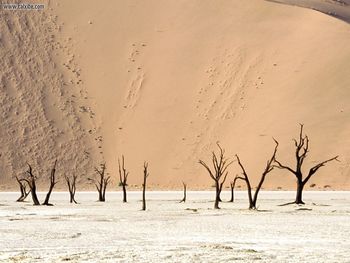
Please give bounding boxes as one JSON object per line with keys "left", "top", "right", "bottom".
{"left": 199, "top": 143, "right": 232, "bottom": 209}
{"left": 89, "top": 163, "right": 110, "bottom": 202}
{"left": 15, "top": 176, "right": 30, "bottom": 202}
{"left": 235, "top": 141, "right": 278, "bottom": 209}
{"left": 142, "top": 162, "right": 149, "bottom": 211}
{"left": 20, "top": 164, "right": 40, "bottom": 205}
{"left": 179, "top": 182, "right": 187, "bottom": 203}
{"left": 65, "top": 174, "right": 78, "bottom": 204}
{"left": 274, "top": 124, "right": 339, "bottom": 204}
{"left": 42, "top": 160, "right": 58, "bottom": 206}
{"left": 118, "top": 155, "right": 129, "bottom": 203}
{"left": 229, "top": 176, "right": 239, "bottom": 202}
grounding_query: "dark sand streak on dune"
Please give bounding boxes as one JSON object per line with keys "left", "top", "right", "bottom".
{"left": 266, "top": 0, "right": 350, "bottom": 23}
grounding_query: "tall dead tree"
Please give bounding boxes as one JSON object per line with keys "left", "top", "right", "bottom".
{"left": 42, "top": 160, "right": 58, "bottom": 206}
{"left": 179, "top": 182, "right": 187, "bottom": 203}
{"left": 142, "top": 162, "right": 149, "bottom": 211}
{"left": 89, "top": 163, "right": 110, "bottom": 202}
{"left": 20, "top": 164, "right": 40, "bottom": 205}
{"left": 65, "top": 174, "right": 78, "bottom": 204}
{"left": 229, "top": 176, "right": 239, "bottom": 203}
{"left": 235, "top": 141, "right": 278, "bottom": 209}
{"left": 118, "top": 155, "right": 129, "bottom": 203}
{"left": 199, "top": 143, "right": 232, "bottom": 209}
{"left": 15, "top": 176, "right": 30, "bottom": 202}
{"left": 274, "top": 124, "right": 338, "bottom": 204}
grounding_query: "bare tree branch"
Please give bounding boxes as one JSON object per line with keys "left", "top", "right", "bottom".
{"left": 304, "top": 156, "right": 339, "bottom": 185}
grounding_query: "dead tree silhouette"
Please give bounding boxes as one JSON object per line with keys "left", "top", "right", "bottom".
{"left": 199, "top": 143, "right": 233, "bottom": 209}
{"left": 20, "top": 164, "right": 40, "bottom": 205}
{"left": 235, "top": 140, "right": 278, "bottom": 209}
{"left": 229, "top": 176, "right": 240, "bottom": 203}
{"left": 274, "top": 124, "right": 339, "bottom": 205}
{"left": 42, "top": 160, "right": 58, "bottom": 206}
{"left": 142, "top": 162, "right": 149, "bottom": 211}
{"left": 15, "top": 176, "right": 30, "bottom": 202}
{"left": 89, "top": 163, "right": 110, "bottom": 202}
{"left": 180, "top": 182, "right": 187, "bottom": 203}
{"left": 65, "top": 174, "right": 78, "bottom": 204}
{"left": 118, "top": 155, "right": 129, "bottom": 203}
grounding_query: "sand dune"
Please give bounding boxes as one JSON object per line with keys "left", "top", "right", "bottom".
{"left": 1, "top": 0, "right": 350, "bottom": 190}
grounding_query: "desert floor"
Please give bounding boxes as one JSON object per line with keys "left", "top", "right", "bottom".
{"left": 0, "top": 191, "right": 349, "bottom": 262}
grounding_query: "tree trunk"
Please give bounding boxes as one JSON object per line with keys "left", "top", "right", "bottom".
{"left": 122, "top": 185, "right": 127, "bottom": 203}
{"left": 142, "top": 162, "right": 149, "bottom": 211}
{"left": 218, "top": 195, "right": 222, "bottom": 202}
{"left": 142, "top": 183, "right": 146, "bottom": 211}
{"left": 247, "top": 184, "right": 254, "bottom": 209}
{"left": 229, "top": 178, "right": 240, "bottom": 203}
{"left": 17, "top": 194, "right": 25, "bottom": 202}
{"left": 99, "top": 191, "right": 104, "bottom": 202}
{"left": 142, "top": 174, "right": 147, "bottom": 210}
{"left": 17, "top": 183, "right": 30, "bottom": 202}
{"left": 42, "top": 185, "right": 54, "bottom": 205}
{"left": 31, "top": 185, "right": 40, "bottom": 206}
{"left": 251, "top": 199, "right": 257, "bottom": 210}
{"left": 229, "top": 184, "right": 234, "bottom": 202}
{"left": 214, "top": 181, "right": 220, "bottom": 209}
{"left": 180, "top": 183, "right": 187, "bottom": 203}
{"left": 70, "top": 192, "right": 77, "bottom": 204}
{"left": 295, "top": 180, "right": 305, "bottom": 204}
{"left": 250, "top": 191, "right": 259, "bottom": 210}
{"left": 251, "top": 172, "right": 269, "bottom": 210}
{"left": 102, "top": 184, "right": 107, "bottom": 201}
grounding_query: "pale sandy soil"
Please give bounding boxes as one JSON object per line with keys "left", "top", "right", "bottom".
{"left": 1, "top": 0, "right": 350, "bottom": 190}
{"left": 0, "top": 191, "right": 350, "bottom": 262}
